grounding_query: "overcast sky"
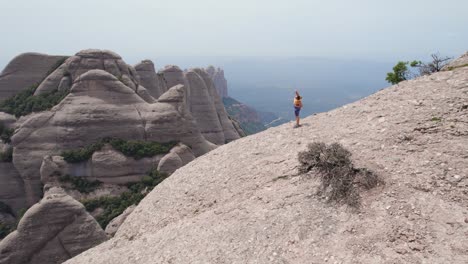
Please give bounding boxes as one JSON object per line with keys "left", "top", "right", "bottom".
{"left": 1, "top": 0, "right": 467, "bottom": 68}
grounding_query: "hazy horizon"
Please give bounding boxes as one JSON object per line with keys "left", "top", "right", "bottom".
{"left": 1, "top": 0, "right": 467, "bottom": 66}
{"left": 1, "top": 0, "right": 467, "bottom": 120}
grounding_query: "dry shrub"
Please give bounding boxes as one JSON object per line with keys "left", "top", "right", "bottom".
{"left": 298, "top": 142, "right": 383, "bottom": 207}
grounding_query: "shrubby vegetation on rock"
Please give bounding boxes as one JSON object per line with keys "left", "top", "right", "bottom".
{"left": 298, "top": 142, "right": 382, "bottom": 207}
{"left": 61, "top": 138, "right": 178, "bottom": 163}
{"left": 82, "top": 169, "right": 168, "bottom": 228}
{"left": 0, "top": 84, "right": 69, "bottom": 117}
{"left": 0, "top": 57, "right": 69, "bottom": 117}
{"left": 59, "top": 175, "right": 102, "bottom": 194}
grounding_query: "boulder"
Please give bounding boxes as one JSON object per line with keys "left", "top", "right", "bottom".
{"left": 157, "top": 151, "right": 183, "bottom": 175}
{"left": 156, "top": 143, "right": 195, "bottom": 175}
{"left": 0, "top": 187, "right": 107, "bottom": 264}
{"left": 0, "top": 53, "right": 68, "bottom": 102}
{"left": 169, "top": 143, "right": 195, "bottom": 166}
{"left": 105, "top": 205, "right": 136, "bottom": 237}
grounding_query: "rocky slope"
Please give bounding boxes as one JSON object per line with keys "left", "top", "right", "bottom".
{"left": 67, "top": 58, "right": 467, "bottom": 263}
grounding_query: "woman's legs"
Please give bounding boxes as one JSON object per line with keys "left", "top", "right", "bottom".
{"left": 294, "top": 107, "right": 300, "bottom": 126}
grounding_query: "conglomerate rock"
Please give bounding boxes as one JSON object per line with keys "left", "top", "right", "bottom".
{"left": 0, "top": 53, "right": 68, "bottom": 102}
{"left": 0, "top": 187, "right": 107, "bottom": 264}
{"left": 12, "top": 70, "right": 215, "bottom": 206}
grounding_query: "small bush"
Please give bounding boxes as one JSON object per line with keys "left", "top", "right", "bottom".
{"left": 0, "top": 84, "right": 69, "bottom": 118}
{"left": 298, "top": 142, "right": 382, "bottom": 207}
{"left": 82, "top": 169, "right": 168, "bottom": 228}
{"left": 105, "top": 138, "right": 177, "bottom": 160}
{"left": 61, "top": 142, "right": 104, "bottom": 163}
{"left": 61, "top": 138, "right": 177, "bottom": 163}
{"left": 59, "top": 175, "right": 102, "bottom": 193}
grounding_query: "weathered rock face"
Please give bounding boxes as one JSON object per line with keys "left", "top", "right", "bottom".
{"left": 40, "top": 145, "right": 165, "bottom": 185}
{"left": 12, "top": 69, "right": 215, "bottom": 206}
{"left": 0, "top": 53, "right": 68, "bottom": 102}
{"left": 206, "top": 66, "right": 228, "bottom": 98}
{"left": 134, "top": 60, "right": 167, "bottom": 99}
{"left": 67, "top": 65, "right": 468, "bottom": 264}
{"left": 34, "top": 49, "right": 140, "bottom": 95}
{"left": 0, "top": 187, "right": 107, "bottom": 264}
{"left": 157, "top": 66, "right": 240, "bottom": 144}
{"left": 193, "top": 68, "right": 240, "bottom": 143}
{"left": 184, "top": 69, "right": 226, "bottom": 144}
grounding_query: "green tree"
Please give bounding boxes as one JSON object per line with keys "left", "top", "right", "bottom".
{"left": 385, "top": 61, "right": 411, "bottom": 85}
{"left": 386, "top": 53, "right": 452, "bottom": 84}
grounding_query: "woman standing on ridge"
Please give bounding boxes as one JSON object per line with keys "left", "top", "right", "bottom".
{"left": 293, "top": 90, "right": 303, "bottom": 128}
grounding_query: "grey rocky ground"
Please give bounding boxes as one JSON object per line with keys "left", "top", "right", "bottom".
{"left": 67, "top": 64, "right": 467, "bottom": 264}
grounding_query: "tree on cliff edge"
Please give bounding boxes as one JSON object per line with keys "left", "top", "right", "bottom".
{"left": 386, "top": 53, "right": 452, "bottom": 84}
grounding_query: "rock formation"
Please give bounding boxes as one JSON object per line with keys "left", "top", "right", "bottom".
{"left": 12, "top": 69, "right": 215, "bottom": 206}
{"left": 0, "top": 49, "right": 245, "bottom": 262}
{"left": 105, "top": 205, "right": 136, "bottom": 237}
{"left": 134, "top": 60, "right": 167, "bottom": 99}
{"left": 206, "top": 66, "right": 228, "bottom": 98}
{"left": 34, "top": 49, "right": 139, "bottom": 95}
{"left": 158, "top": 66, "right": 240, "bottom": 144}
{"left": 0, "top": 53, "right": 68, "bottom": 102}
{"left": 0, "top": 187, "right": 107, "bottom": 264}
{"left": 67, "top": 60, "right": 468, "bottom": 264}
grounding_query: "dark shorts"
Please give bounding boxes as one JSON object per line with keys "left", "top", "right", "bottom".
{"left": 294, "top": 106, "right": 301, "bottom": 117}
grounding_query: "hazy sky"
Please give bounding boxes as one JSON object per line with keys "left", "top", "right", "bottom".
{"left": 1, "top": 0, "right": 467, "bottom": 67}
